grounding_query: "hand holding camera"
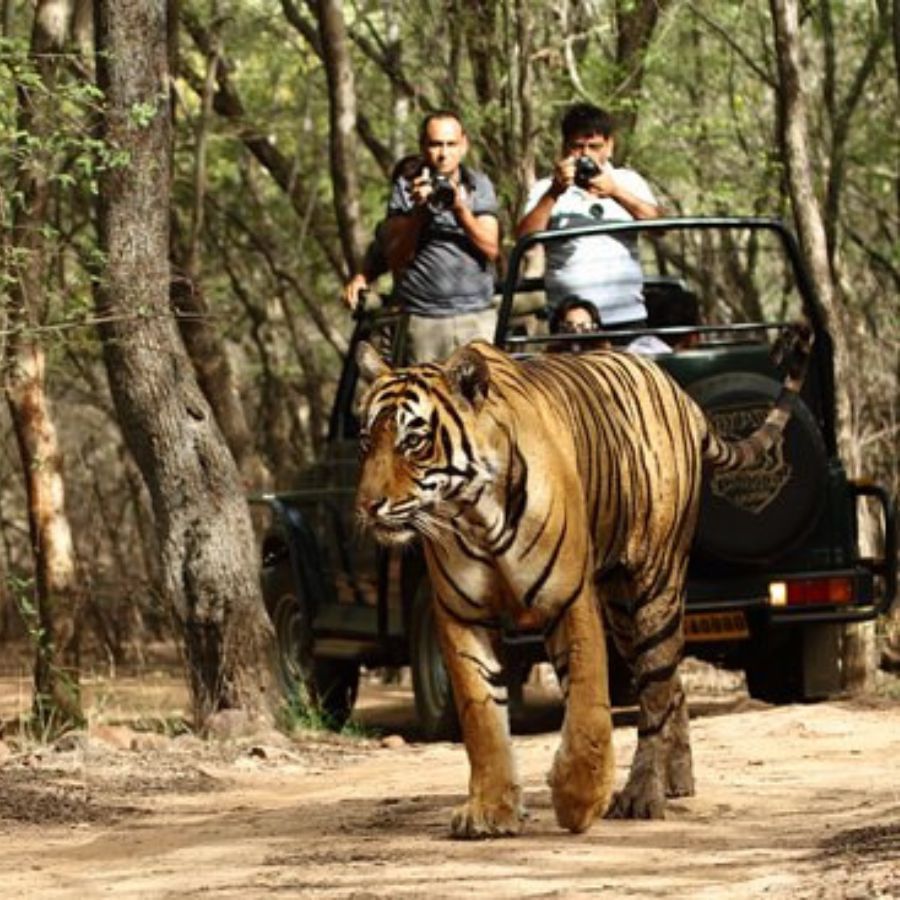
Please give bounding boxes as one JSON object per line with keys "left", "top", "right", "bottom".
{"left": 411, "top": 163, "right": 458, "bottom": 213}
{"left": 428, "top": 173, "right": 457, "bottom": 211}
{"left": 549, "top": 154, "right": 606, "bottom": 198}
{"left": 574, "top": 155, "right": 601, "bottom": 189}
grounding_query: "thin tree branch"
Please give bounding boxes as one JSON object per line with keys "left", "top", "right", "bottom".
{"left": 688, "top": 3, "right": 775, "bottom": 86}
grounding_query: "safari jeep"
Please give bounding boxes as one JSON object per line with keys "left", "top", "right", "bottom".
{"left": 256, "top": 217, "right": 897, "bottom": 736}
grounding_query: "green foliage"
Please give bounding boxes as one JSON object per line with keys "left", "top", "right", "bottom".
{"left": 1, "top": 38, "right": 114, "bottom": 192}
{"left": 128, "top": 98, "right": 163, "bottom": 129}
{"left": 275, "top": 689, "right": 372, "bottom": 739}
{"left": 9, "top": 575, "right": 43, "bottom": 647}
{"left": 130, "top": 715, "right": 194, "bottom": 738}
{"left": 7, "top": 574, "right": 84, "bottom": 741}
{"left": 275, "top": 688, "right": 331, "bottom": 734}
{"left": 27, "top": 686, "right": 83, "bottom": 743}
{"left": 1, "top": 31, "right": 128, "bottom": 363}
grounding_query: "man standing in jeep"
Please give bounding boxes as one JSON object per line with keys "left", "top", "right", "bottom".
{"left": 385, "top": 111, "right": 500, "bottom": 363}
{"left": 517, "top": 103, "right": 661, "bottom": 332}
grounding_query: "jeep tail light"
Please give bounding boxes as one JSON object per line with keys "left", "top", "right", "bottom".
{"left": 767, "top": 577, "right": 853, "bottom": 607}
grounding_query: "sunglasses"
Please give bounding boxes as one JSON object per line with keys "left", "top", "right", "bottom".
{"left": 559, "top": 320, "right": 598, "bottom": 334}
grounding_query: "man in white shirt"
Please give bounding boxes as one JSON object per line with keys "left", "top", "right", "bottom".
{"left": 516, "top": 104, "right": 661, "bottom": 329}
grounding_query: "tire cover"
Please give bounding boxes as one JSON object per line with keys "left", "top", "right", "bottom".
{"left": 687, "top": 372, "right": 827, "bottom": 564}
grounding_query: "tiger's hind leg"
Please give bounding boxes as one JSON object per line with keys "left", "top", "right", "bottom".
{"left": 602, "top": 578, "right": 692, "bottom": 819}
{"left": 663, "top": 672, "right": 694, "bottom": 798}
{"left": 543, "top": 589, "right": 615, "bottom": 833}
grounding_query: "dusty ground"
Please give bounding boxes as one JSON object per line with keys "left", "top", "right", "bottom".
{"left": 0, "top": 660, "right": 898, "bottom": 899}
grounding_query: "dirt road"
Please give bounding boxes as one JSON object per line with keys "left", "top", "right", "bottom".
{"left": 1, "top": 670, "right": 898, "bottom": 899}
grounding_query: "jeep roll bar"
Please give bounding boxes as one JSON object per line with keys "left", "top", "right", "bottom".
{"left": 495, "top": 216, "right": 838, "bottom": 454}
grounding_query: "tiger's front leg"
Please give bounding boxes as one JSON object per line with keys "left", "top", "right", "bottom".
{"left": 544, "top": 589, "right": 615, "bottom": 832}
{"left": 432, "top": 598, "right": 524, "bottom": 839}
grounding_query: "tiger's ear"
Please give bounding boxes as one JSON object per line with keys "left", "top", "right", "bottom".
{"left": 445, "top": 344, "right": 490, "bottom": 409}
{"left": 357, "top": 341, "right": 391, "bottom": 383}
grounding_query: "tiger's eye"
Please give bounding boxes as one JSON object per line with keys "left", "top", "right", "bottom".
{"left": 400, "top": 433, "right": 426, "bottom": 453}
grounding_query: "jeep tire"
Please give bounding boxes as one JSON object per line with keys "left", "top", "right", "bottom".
{"left": 264, "top": 557, "right": 359, "bottom": 729}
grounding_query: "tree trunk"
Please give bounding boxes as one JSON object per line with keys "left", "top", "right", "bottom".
{"left": 5, "top": 0, "right": 84, "bottom": 731}
{"left": 316, "top": 0, "right": 365, "bottom": 275}
{"left": 887, "top": 0, "right": 900, "bottom": 663}
{"left": 93, "top": 0, "right": 277, "bottom": 729}
{"left": 614, "top": 0, "right": 675, "bottom": 141}
{"left": 170, "top": 20, "right": 271, "bottom": 492}
{"left": 769, "top": 0, "right": 874, "bottom": 692}
{"left": 169, "top": 276, "right": 271, "bottom": 492}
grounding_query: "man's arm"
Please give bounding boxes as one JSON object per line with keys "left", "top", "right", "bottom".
{"left": 516, "top": 186, "right": 562, "bottom": 238}
{"left": 595, "top": 170, "right": 662, "bottom": 220}
{"left": 384, "top": 172, "right": 436, "bottom": 271}
{"left": 384, "top": 209, "right": 429, "bottom": 271}
{"left": 516, "top": 157, "right": 573, "bottom": 238}
{"left": 454, "top": 203, "right": 500, "bottom": 261}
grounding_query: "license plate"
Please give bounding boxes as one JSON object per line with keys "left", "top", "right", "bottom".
{"left": 684, "top": 611, "right": 749, "bottom": 642}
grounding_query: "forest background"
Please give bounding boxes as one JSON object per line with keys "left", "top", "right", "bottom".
{"left": 0, "top": 0, "right": 897, "bottom": 732}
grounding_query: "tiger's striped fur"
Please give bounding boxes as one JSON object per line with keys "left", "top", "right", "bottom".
{"left": 356, "top": 329, "right": 811, "bottom": 837}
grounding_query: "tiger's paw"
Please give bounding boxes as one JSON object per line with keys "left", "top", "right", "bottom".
{"left": 547, "top": 743, "right": 615, "bottom": 833}
{"left": 449, "top": 796, "right": 524, "bottom": 840}
{"left": 605, "top": 773, "right": 666, "bottom": 820}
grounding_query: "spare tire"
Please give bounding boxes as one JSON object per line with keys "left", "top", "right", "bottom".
{"left": 687, "top": 372, "right": 827, "bottom": 564}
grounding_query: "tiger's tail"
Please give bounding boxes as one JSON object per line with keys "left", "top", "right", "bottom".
{"left": 700, "top": 322, "right": 814, "bottom": 472}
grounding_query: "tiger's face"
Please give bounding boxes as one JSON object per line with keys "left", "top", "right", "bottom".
{"left": 355, "top": 342, "right": 494, "bottom": 546}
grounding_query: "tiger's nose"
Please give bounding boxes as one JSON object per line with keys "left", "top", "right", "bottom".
{"left": 357, "top": 494, "right": 386, "bottom": 519}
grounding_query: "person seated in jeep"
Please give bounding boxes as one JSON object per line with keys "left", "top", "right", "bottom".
{"left": 628, "top": 286, "right": 701, "bottom": 355}
{"left": 548, "top": 297, "right": 610, "bottom": 353}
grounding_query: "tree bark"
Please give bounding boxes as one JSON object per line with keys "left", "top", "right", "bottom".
{"left": 819, "top": 0, "right": 890, "bottom": 260}
{"left": 614, "top": 0, "right": 675, "bottom": 140}
{"left": 769, "top": 0, "right": 874, "bottom": 692}
{"left": 316, "top": 0, "right": 366, "bottom": 275}
{"left": 93, "top": 0, "right": 277, "bottom": 729}
{"left": 5, "top": 0, "right": 84, "bottom": 730}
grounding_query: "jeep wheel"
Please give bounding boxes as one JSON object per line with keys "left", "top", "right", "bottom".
{"left": 688, "top": 372, "right": 828, "bottom": 564}
{"left": 263, "top": 557, "right": 359, "bottom": 729}
{"left": 410, "top": 580, "right": 460, "bottom": 741}
{"left": 310, "top": 658, "right": 360, "bottom": 729}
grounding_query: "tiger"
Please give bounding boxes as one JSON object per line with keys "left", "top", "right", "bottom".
{"left": 355, "top": 328, "right": 811, "bottom": 838}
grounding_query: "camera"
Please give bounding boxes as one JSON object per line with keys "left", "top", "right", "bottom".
{"left": 429, "top": 173, "right": 456, "bottom": 211}
{"left": 574, "top": 155, "right": 600, "bottom": 188}
{"left": 408, "top": 159, "right": 457, "bottom": 212}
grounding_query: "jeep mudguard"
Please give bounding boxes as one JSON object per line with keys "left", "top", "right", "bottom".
{"left": 742, "top": 622, "right": 843, "bottom": 703}
{"left": 688, "top": 372, "right": 828, "bottom": 564}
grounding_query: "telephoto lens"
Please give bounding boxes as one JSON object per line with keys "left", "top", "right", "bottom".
{"left": 430, "top": 174, "right": 456, "bottom": 210}
{"left": 574, "top": 156, "right": 600, "bottom": 188}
